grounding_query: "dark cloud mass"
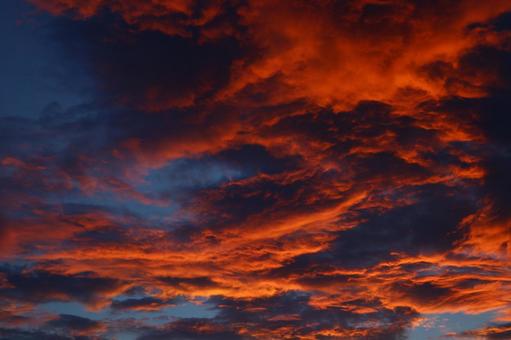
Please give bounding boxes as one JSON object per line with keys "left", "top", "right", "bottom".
{"left": 1, "top": 0, "right": 511, "bottom": 339}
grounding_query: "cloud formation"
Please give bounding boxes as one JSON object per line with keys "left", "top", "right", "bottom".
{"left": 2, "top": 0, "right": 511, "bottom": 338}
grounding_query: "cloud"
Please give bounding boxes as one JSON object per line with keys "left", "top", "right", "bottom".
{"left": 0, "top": 266, "right": 126, "bottom": 309}
{"left": 136, "top": 319, "right": 246, "bottom": 340}
{"left": 44, "top": 314, "right": 106, "bottom": 336}
{"left": 110, "top": 297, "right": 175, "bottom": 312}
{"left": 29, "top": 0, "right": 238, "bottom": 40}
{"left": 41, "top": 9, "right": 240, "bottom": 112}
{"left": 3, "top": 1, "right": 511, "bottom": 339}
{"left": 449, "top": 322, "right": 511, "bottom": 339}
{"left": 222, "top": 0, "right": 511, "bottom": 109}
{"left": 0, "top": 328, "right": 73, "bottom": 340}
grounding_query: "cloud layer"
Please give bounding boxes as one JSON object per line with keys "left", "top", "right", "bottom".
{"left": 2, "top": 0, "right": 511, "bottom": 339}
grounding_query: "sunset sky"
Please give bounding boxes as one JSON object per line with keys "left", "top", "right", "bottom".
{"left": 1, "top": 1, "right": 511, "bottom": 339}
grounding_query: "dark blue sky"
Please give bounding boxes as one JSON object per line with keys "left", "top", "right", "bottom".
{"left": 0, "top": 0, "right": 91, "bottom": 118}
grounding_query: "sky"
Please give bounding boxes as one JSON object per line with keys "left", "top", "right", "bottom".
{"left": 0, "top": 1, "right": 511, "bottom": 339}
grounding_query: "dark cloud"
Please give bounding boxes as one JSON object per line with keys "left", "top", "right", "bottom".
{"left": 159, "top": 276, "right": 220, "bottom": 291}
{"left": 47, "top": 11, "right": 241, "bottom": 111}
{"left": 452, "top": 322, "right": 511, "bottom": 339}
{"left": 73, "top": 226, "right": 129, "bottom": 246}
{"left": 492, "top": 11, "right": 511, "bottom": 31}
{"left": 44, "top": 314, "right": 103, "bottom": 333}
{"left": 208, "top": 292, "right": 418, "bottom": 339}
{"left": 214, "top": 144, "right": 302, "bottom": 176}
{"left": 110, "top": 296, "right": 178, "bottom": 311}
{"left": 0, "top": 328, "right": 73, "bottom": 340}
{"left": 390, "top": 281, "right": 452, "bottom": 305}
{"left": 136, "top": 319, "right": 246, "bottom": 340}
{"left": 0, "top": 266, "right": 124, "bottom": 306}
{"left": 285, "top": 184, "right": 477, "bottom": 269}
